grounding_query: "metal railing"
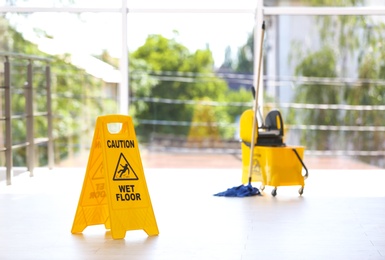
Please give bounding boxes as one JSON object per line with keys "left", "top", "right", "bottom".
{"left": 0, "top": 52, "right": 54, "bottom": 185}
{"left": 128, "top": 72, "right": 385, "bottom": 168}
{"left": 2, "top": 51, "right": 385, "bottom": 181}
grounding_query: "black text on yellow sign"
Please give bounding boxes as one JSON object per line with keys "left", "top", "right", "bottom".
{"left": 116, "top": 184, "right": 141, "bottom": 201}
{"left": 107, "top": 139, "right": 135, "bottom": 149}
{"left": 71, "top": 114, "right": 159, "bottom": 239}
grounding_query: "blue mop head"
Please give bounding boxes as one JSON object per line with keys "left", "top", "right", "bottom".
{"left": 214, "top": 183, "right": 260, "bottom": 197}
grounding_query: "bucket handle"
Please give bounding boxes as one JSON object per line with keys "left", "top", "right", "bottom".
{"left": 292, "top": 148, "right": 309, "bottom": 179}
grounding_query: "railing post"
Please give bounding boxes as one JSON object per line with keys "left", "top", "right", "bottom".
{"left": 4, "top": 56, "right": 13, "bottom": 185}
{"left": 26, "top": 59, "right": 34, "bottom": 177}
{"left": 46, "top": 64, "right": 54, "bottom": 169}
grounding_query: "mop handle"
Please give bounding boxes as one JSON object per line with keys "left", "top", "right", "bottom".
{"left": 247, "top": 21, "right": 265, "bottom": 183}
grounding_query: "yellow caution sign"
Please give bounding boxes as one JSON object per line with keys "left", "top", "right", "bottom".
{"left": 71, "top": 115, "right": 159, "bottom": 239}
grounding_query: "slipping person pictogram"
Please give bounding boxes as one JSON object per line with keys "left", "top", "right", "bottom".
{"left": 118, "top": 163, "right": 130, "bottom": 178}
{"left": 113, "top": 153, "right": 139, "bottom": 181}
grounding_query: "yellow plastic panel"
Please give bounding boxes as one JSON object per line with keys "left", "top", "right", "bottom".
{"left": 260, "top": 146, "right": 305, "bottom": 187}
{"left": 239, "top": 109, "right": 257, "bottom": 143}
{"left": 71, "top": 121, "right": 110, "bottom": 233}
{"left": 241, "top": 142, "right": 263, "bottom": 184}
{"left": 241, "top": 144, "right": 305, "bottom": 188}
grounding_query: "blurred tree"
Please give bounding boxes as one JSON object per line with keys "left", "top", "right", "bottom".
{"left": 97, "top": 49, "right": 119, "bottom": 68}
{"left": 95, "top": 49, "right": 158, "bottom": 127}
{"left": 187, "top": 97, "right": 220, "bottom": 145}
{"left": 221, "top": 46, "right": 233, "bottom": 70}
{"left": 289, "top": 46, "right": 339, "bottom": 150}
{"left": 131, "top": 34, "right": 229, "bottom": 139}
{"left": 235, "top": 32, "right": 254, "bottom": 74}
{"left": 0, "top": 16, "right": 106, "bottom": 166}
{"left": 290, "top": 0, "right": 385, "bottom": 165}
{"left": 345, "top": 21, "right": 385, "bottom": 165}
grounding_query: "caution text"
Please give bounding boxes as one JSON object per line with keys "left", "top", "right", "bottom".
{"left": 107, "top": 139, "right": 135, "bottom": 149}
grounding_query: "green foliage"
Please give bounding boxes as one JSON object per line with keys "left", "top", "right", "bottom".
{"left": 290, "top": 46, "right": 340, "bottom": 150}
{"left": 0, "top": 17, "right": 109, "bottom": 166}
{"left": 222, "top": 46, "right": 233, "bottom": 70}
{"left": 128, "top": 57, "right": 159, "bottom": 127}
{"left": 224, "top": 88, "right": 253, "bottom": 120}
{"left": 291, "top": 0, "right": 385, "bottom": 165}
{"left": 188, "top": 97, "right": 220, "bottom": 141}
{"left": 235, "top": 32, "right": 254, "bottom": 74}
{"left": 1, "top": 14, "right": 267, "bottom": 165}
{"left": 131, "top": 34, "right": 229, "bottom": 139}
{"left": 310, "top": 0, "right": 365, "bottom": 77}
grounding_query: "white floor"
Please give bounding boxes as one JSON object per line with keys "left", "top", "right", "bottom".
{"left": 1, "top": 167, "right": 385, "bottom": 260}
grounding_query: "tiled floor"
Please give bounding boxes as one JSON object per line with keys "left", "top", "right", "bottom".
{"left": 1, "top": 166, "right": 385, "bottom": 260}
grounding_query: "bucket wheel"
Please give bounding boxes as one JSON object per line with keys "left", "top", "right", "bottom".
{"left": 271, "top": 187, "right": 277, "bottom": 197}
{"left": 299, "top": 186, "right": 304, "bottom": 196}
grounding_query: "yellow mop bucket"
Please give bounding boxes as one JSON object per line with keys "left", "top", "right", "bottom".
{"left": 240, "top": 109, "right": 308, "bottom": 196}
{"left": 241, "top": 143, "right": 307, "bottom": 196}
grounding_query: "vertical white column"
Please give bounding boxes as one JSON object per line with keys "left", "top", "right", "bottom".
{"left": 120, "top": 0, "right": 129, "bottom": 115}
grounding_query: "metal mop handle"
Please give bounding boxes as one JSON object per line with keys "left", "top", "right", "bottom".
{"left": 247, "top": 21, "right": 265, "bottom": 184}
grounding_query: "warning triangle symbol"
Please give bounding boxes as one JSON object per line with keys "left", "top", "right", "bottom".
{"left": 92, "top": 165, "right": 104, "bottom": 180}
{"left": 113, "top": 153, "right": 139, "bottom": 181}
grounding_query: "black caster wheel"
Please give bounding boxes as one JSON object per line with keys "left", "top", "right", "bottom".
{"left": 299, "top": 187, "right": 304, "bottom": 195}
{"left": 271, "top": 188, "right": 277, "bottom": 197}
